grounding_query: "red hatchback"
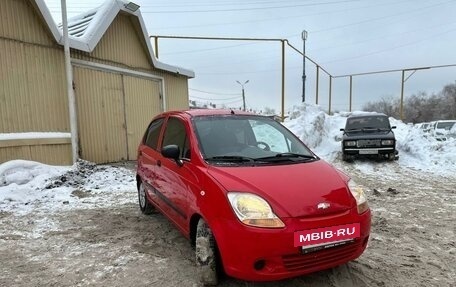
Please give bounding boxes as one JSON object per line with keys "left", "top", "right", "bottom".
{"left": 136, "top": 109, "right": 371, "bottom": 285}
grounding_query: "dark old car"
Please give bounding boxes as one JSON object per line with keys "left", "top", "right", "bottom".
{"left": 340, "top": 114, "right": 398, "bottom": 161}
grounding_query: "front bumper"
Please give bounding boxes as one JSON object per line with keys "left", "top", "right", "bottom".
{"left": 211, "top": 207, "right": 371, "bottom": 282}
{"left": 343, "top": 147, "right": 395, "bottom": 155}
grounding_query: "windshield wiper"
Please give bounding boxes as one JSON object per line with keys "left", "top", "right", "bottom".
{"left": 204, "top": 155, "right": 256, "bottom": 163}
{"left": 258, "top": 153, "right": 316, "bottom": 162}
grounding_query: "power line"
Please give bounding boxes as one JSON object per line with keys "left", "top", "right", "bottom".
{"left": 189, "top": 88, "right": 240, "bottom": 96}
{"left": 140, "top": 0, "right": 325, "bottom": 8}
{"left": 309, "top": 18, "right": 456, "bottom": 54}
{"left": 150, "top": 0, "right": 412, "bottom": 31}
{"left": 140, "top": 0, "right": 361, "bottom": 14}
{"left": 315, "top": 0, "right": 453, "bottom": 34}
{"left": 190, "top": 95, "right": 242, "bottom": 101}
{"left": 321, "top": 25, "right": 456, "bottom": 65}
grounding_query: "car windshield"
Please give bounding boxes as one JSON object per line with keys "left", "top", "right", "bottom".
{"left": 345, "top": 115, "right": 390, "bottom": 130}
{"left": 436, "top": 121, "right": 455, "bottom": 130}
{"left": 192, "top": 115, "right": 316, "bottom": 165}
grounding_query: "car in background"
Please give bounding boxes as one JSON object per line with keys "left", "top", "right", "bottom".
{"left": 432, "top": 120, "right": 456, "bottom": 140}
{"left": 136, "top": 109, "right": 371, "bottom": 285}
{"left": 419, "top": 122, "right": 433, "bottom": 133}
{"left": 340, "top": 113, "right": 397, "bottom": 161}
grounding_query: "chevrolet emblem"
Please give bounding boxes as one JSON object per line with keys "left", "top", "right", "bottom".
{"left": 317, "top": 202, "right": 330, "bottom": 209}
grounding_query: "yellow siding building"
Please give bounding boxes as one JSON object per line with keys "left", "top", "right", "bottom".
{"left": 0, "top": 0, "right": 194, "bottom": 164}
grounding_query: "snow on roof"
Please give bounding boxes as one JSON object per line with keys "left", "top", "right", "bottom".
{"left": 33, "top": 0, "right": 194, "bottom": 78}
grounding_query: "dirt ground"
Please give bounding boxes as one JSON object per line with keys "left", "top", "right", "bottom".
{"left": 0, "top": 159, "right": 455, "bottom": 287}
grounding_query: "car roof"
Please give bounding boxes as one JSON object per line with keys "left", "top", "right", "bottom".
{"left": 160, "top": 109, "right": 259, "bottom": 118}
{"left": 435, "top": 120, "right": 456, "bottom": 123}
{"left": 347, "top": 113, "right": 387, "bottom": 119}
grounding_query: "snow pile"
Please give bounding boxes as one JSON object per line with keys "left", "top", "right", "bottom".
{"left": 391, "top": 118, "right": 456, "bottom": 172}
{"left": 285, "top": 103, "right": 456, "bottom": 175}
{"left": 0, "top": 160, "right": 136, "bottom": 214}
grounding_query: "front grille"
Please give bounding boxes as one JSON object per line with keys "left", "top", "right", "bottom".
{"left": 282, "top": 241, "right": 361, "bottom": 271}
{"left": 357, "top": 139, "right": 381, "bottom": 148}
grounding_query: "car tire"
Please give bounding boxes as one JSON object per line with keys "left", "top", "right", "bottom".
{"left": 342, "top": 153, "right": 351, "bottom": 162}
{"left": 388, "top": 153, "right": 395, "bottom": 161}
{"left": 196, "top": 218, "right": 218, "bottom": 286}
{"left": 138, "top": 181, "right": 154, "bottom": 214}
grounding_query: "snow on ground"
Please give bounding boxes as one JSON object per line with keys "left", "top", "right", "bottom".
{"left": 0, "top": 160, "right": 135, "bottom": 215}
{"left": 1, "top": 103, "right": 454, "bottom": 216}
{"left": 285, "top": 103, "right": 456, "bottom": 176}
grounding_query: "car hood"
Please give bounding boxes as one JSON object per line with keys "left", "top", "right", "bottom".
{"left": 207, "top": 160, "right": 355, "bottom": 218}
{"left": 343, "top": 130, "right": 395, "bottom": 140}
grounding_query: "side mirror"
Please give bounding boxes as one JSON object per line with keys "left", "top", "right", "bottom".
{"left": 391, "top": 126, "right": 396, "bottom": 129}
{"left": 340, "top": 128, "right": 345, "bottom": 131}
{"left": 161, "top": 145, "right": 183, "bottom": 166}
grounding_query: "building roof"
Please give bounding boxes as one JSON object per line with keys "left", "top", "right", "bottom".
{"left": 32, "top": 0, "right": 194, "bottom": 78}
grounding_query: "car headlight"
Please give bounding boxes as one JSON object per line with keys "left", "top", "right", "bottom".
{"left": 344, "top": 141, "right": 357, "bottom": 147}
{"left": 347, "top": 180, "right": 369, "bottom": 214}
{"left": 227, "top": 192, "right": 285, "bottom": 228}
{"left": 381, "top": 140, "right": 394, "bottom": 145}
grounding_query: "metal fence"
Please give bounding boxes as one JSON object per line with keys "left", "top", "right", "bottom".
{"left": 151, "top": 35, "right": 456, "bottom": 121}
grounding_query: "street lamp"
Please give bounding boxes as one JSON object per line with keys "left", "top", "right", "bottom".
{"left": 302, "top": 30, "right": 308, "bottom": 103}
{"left": 236, "top": 80, "right": 249, "bottom": 111}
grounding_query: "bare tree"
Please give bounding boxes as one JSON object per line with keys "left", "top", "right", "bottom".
{"left": 362, "top": 82, "right": 456, "bottom": 123}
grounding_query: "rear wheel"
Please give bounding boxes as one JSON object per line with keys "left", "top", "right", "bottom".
{"left": 138, "top": 181, "right": 154, "bottom": 214}
{"left": 196, "top": 218, "right": 218, "bottom": 286}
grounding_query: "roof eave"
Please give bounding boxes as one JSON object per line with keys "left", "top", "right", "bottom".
{"left": 119, "top": 3, "right": 195, "bottom": 78}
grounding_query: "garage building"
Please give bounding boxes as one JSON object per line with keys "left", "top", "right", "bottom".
{"left": 0, "top": 0, "right": 194, "bottom": 165}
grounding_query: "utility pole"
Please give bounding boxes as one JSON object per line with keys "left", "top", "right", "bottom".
{"left": 236, "top": 80, "right": 249, "bottom": 111}
{"left": 302, "top": 30, "right": 308, "bottom": 103}
{"left": 61, "top": 0, "right": 79, "bottom": 163}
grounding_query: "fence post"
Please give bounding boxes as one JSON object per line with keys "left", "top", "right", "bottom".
{"left": 316, "top": 66, "right": 320, "bottom": 105}
{"left": 349, "top": 76, "right": 353, "bottom": 112}
{"left": 329, "top": 76, "right": 332, "bottom": 115}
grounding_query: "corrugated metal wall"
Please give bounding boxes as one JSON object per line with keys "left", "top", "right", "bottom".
{"left": 70, "top": 13, "right": 188, "bottom": 163}
{"left": 0, "top": 0, "right": 71, "bottom": 165}
{"left": 0, "top": 0, "right": 55, "bottom": 45}
{"left": 71, "top": 13, "right": 190, "bottom": 112}
{"left": 1, "top": 2, "right": 190, "bottom": 165}
{"left": 71, "top": 14, "right": 151, "bottom": 71}
{"left": 73, "top": 67, "right": 128, "bottom": 163}
{"left": 160, "top": 72, "right": 190, "bottom": 111}
{"left": 0, "top": 40, "right": 68, "bottom": 133}
{"left": 123, "top": 75, "right": 161, "bottom": 160}
{"left": 0, "top": 143, "right": 72, "bottom": 165}
{"left": 73, "top": 66, "right": 162, "bottom": 163}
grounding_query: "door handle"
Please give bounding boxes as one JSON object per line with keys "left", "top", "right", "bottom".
{"left": 157, "top": 160, "right": 161, "bottom": 167}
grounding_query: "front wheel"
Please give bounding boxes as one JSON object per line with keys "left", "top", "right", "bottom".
{"left": 138, "top": 181, "right": 154, "bottom": 214}
{"left": 342, "top": 153, "right": 351, "bottom": 162}
{"left": 196, "top": 218, "right": 218, "bottom": 286}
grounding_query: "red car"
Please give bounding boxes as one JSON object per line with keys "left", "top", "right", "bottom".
{"left": 136, "top": 109, "right": 371, "bottom": 285}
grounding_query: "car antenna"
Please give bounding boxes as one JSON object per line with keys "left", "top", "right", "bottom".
{"left": 230, "top": 109, "right": 235, "bottom": 115}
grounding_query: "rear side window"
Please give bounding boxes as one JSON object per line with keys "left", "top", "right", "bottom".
{"left": 145, "top": 118, "right": 164, "bottom": 150}
{"left": 162, "top": 117, "right": 190, "bottom": 159}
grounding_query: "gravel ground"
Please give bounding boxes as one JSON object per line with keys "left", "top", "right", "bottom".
{"left": 0, "top": 159, "right": 455, "bottom": 287}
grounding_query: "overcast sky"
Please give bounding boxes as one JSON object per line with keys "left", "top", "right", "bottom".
{"left": 44, "top": 0, "right": 456, "bottom": 114}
